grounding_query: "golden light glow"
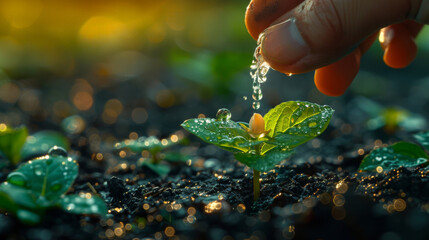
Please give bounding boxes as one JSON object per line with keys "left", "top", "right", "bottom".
{"left": 1, "top": 0, "right": 43, "bottom": 29}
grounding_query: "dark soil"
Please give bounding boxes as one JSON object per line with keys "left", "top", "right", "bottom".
{"left": 2, "top": 117, "right": 429, "bottom": 240}
{"left": 2, "top": 66, "right": 429, "bottom": 240}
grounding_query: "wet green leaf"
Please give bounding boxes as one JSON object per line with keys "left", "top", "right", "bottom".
{"left": 0, "top": 183, "right": 42, "bottom": 225}
{"left": 359, "top": 142, "right": 429, "bottom": 172}
{"left": 181, "top": 118, "right": 260, "bottom": 152}
{"left": 7, "top": 149, "right": 78, "bottom": 201}
{"left": 116, "top": 136, "right": 175, "bottom": 154}
{"left": 60, "top": 195, "right": 107, "bottom": 217}
{"left": 414, "top": 132, "right": 429, "bottom": 151}
{"left": 264, "top": 101, "right": 333, "bottom": 148}
{"left": 0, "top": 148, "right": 107, "bottom": 224}
{"left": 234, "top": 148, "right": 294, "bottom": 172}
{"left": 0, "top": 126, "right": 28, "bottom": 165}
{"left": 20, "top": 130, "right": 69, "bottom": 160}
{"left": 16, "top": 209, "right": 41, "bottom": 225}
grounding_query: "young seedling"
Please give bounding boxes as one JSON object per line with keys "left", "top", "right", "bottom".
{"left": 0, "top": 146, "right": 107, "bottom": 225}
{"left": 115, "top": 135, "right": 187, "bottom": 177}
{"left": 359, "top": 132, "right": 429, "bottom": 172}
{"left": 182, "top": 101, "right": 334, "bottom": 201}
{"left": 354, "top": 97, "right": 426, "bottom": 133}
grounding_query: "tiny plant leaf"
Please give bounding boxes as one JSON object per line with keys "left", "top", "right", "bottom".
{"left": 8, "top": 147, "right": 78, "bottom": 201}
{"left": 20, "top": 130, "right": 70, "bottom": 160}
{"left": 0, "top": 126, "right": 28, "bottom": 165}
{"left": 414, "top": 132, "right": 429, "bottom": 151}
{"left": 264, "top": 101, "right": 334, "bottom": 148}
{"left": 0, "top": 147, "right": 107, "bottom": 224}
{"left": 181, "top": 118, "right": 258, "bottom": 153}
{"left": 234, "top": 148, "right": 294, "bottom": 172}
{"left": 116, "top": 136, "right": 175, "bottom": 154}
{"left": 359, "top": 141, "right": 429, "bottom": 172}
{"left": 60, "top": 194, "right": 107, "bottom": 216}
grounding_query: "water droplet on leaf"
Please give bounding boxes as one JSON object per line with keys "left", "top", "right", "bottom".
{"left": 216, "top": 108, "right": 231, "bottom": 121}
{"left": 48, "top": 146, "right": 68, "bottom": 157}
{"left": 33, "top": 165, "right": 44, "bottom": 176}
{"left": 7, "top": 172, "right": 28, "bottom": 187}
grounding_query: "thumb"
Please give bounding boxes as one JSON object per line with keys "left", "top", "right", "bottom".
{"left": 260, "top": 0, "right": 423, "bottom": 74}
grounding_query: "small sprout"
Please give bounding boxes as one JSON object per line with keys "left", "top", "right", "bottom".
{"left": 0, "top": 147, "right": 107, "bottom": 225}
{"left": 115, "top": 135, "right": 189, "bottom": 177}
{"left": 182, "top": 101, "right": 334, "bottom": 201}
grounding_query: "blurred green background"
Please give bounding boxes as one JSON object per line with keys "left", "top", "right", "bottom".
{"left": 0, "top": 0, "right": 429, "bottom": 138}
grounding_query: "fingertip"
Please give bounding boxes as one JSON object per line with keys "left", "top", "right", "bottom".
{"left": 383, "top": 34, "right": 417, "bottom": 69}
{"left": 314, "top": 50, "right": 361, "bottom": 96}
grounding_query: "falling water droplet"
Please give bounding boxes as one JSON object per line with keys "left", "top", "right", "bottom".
{"left": 48, "top": 146, "right": 68, "bottom": 157}
{"left": 250, "top": 33, "right": 271, "bottom": 110}
{"left": 7, "top": 172, "right": 28, "bottom": 187}
{"left": 252, "top": 102, "right": 260, "bottom": 110}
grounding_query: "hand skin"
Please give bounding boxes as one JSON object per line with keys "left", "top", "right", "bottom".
{"left": 245, "top": 0, "right": 426, "bottom": 96}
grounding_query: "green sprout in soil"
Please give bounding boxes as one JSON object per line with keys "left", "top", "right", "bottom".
{"left": 355, "top": 97, "right": 426, "bottom": 133}
{"left": 115, "top": 135, "right": 189, "bottom": 177}
{"left": 181, "top": 101, "right": 334, "bottom": 201}
{"left": 0, "top": 146, "right": 107, "bottom": 225}
{"left": 0, "top": 125, "right": 69, "bottom": 167}
{"left": 359, "top": 132, "right": 429, "bottom": 172}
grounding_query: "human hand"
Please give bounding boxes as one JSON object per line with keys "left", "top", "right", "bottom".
{"left": 245, "top": 0, "right": 428, "bottom": 96}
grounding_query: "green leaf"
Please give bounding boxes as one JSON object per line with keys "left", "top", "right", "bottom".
{"left": 139, "top": 160, "right": 170, "bottom": 177}
{"left": 234, "top": 148, "right": 294, "bottom": 172}
{"left": 60, "top": 195, "right": 107, "bottom": 217}
{"left": 0, "top": 183, "right": 42, "bottom": 225}
{"left": 21, "top": 131, "right": 70, "bottom": 160}
{"left": 264, "top": 101, "right": 334, "bottom": 148}
{"left": 0, "top": 126, "right": 28, "bottom": 165}
{"left": 7, "top": 151, "right": 78, "bottom": 201}
{"left": 163, "top": 152, "right": 191, "bottom": 163}
{"left": 181, "top": 118, "right": 259, "bottom": 152}
{"left": 115, "top": 136, "right": 176, "bottom": 154}
{"left": 16, "top": 209, "right": 41, "bottom": 225}
{"left": 414, "top": 132, "right": 429, "bottom": 151}
{"left": 0, "top": 183, "right": 38, "bottom": 209}
{"left": 359, "top": 142, "right": 429, "bottom": 172}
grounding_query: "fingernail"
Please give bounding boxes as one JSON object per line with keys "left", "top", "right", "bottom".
{"left": 261, "top": 18, "right": 309, "bottom": 66}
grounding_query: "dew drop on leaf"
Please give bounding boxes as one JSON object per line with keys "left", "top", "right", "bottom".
{"left": 7, "top": 172, "right": 28, "bottom": 187}
{"left": 216, "top": 108, "right": 231, "bottom": 121}
{"left": 33, "top": 165, "right": 44, "bottom": 176}
{"left": 48, "top": 146, "right": 68, "bottom": 157}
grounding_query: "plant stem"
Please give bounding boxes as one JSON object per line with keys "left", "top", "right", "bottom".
{"left": 151, "top": 151, "right": 161, "bottom": 164}
{"left": 253, "top": 169, "right": 260, "bottom": 201}
{"left": 253, "top": 143, "right": 262, "bottom": 201}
